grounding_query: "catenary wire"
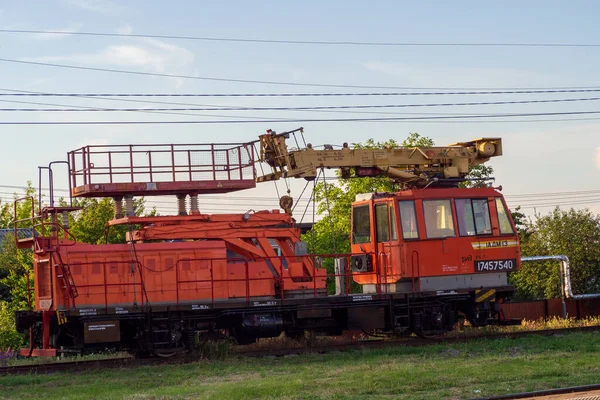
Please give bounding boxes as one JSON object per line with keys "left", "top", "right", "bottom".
{"left": 0, "top": 98, "right": 288, "bottom": 120}
{"left": 2, "top": 58, "right": 600, "bottom": 91}
{"left": 3, "top": 97, "right": 600, "bottom": 121}
{"left": 0, "top": 90, "right": 504, "bottom": 117}
{"left": 2, "top": 29, "right": 600, "bottom": 48}
{"left": 4, "top": 186, "right": 600, "bottom": 203}
{"left": 6, "top": 88, "right": 600, "bottom": 97}
{"left": 2, "top": 96, "right": 600, "bottom": 112}
{"left": 3, "top": 110, "right": 600, "bottom": 124}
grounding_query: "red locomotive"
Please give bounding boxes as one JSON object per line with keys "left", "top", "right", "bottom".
{"left": 13, "top": 128, "right": 519, "bottom": 356}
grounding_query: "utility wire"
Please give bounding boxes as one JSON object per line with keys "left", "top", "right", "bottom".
{"left": 0, "top": 90, "right": 486, "bottom": 117}
{"left": 0, "top": 91, "right": 562, "bottom": 118}
{"left": 5, "top": 88, "right": 600, "bottom": 97}
{"left": 1, "top": 58, "right": 598, "bottom": 91}
{"left": 2, "top": 29, "right": 600, "bottom": 48}
{"left": 3, "top": 110, "right": 600, "bottom": 124}
{"left": 505, "top": 189, "right": 600, "bottom": 198}
{"left": 2, "top": 96, "right": 600, "bottom": 112}
{"left": 3, "top": 96, "right": 600, "bottom": 121}
{"left": 0, "top": 98, "right": 287, "bottom": 120}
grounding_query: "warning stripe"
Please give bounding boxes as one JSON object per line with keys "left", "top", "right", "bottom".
{"left": 471, "top": 240, "right": 518, "bottom": 250}
{"left": 56, "top": 310, "right": 67, "bottom": 325}
{"left": 257, "top": 174, "right": 277, "bottom": 182}
{"left": 475, "top": 289, "right": 496, "bottom": 303}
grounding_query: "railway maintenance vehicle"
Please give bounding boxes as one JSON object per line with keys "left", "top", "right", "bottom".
{"left": 12, "top": 128, "right": 518, "bottom": 356}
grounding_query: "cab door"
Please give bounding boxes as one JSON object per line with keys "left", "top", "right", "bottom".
{"left": 350, "top": 202, "right": 376, "bottom": 283}
{"left": 397, "top": 200, "right": 421, "bottom": 281}
{"left": 374, "top": 202, "right": 398, "bottom": 284}
{"left": 413, "top": 198, "right": 460, "bottom": 277}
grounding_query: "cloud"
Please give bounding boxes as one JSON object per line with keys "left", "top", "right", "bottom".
{"left": 30, "top": 38, "right": 195, "bottom": 86}
{"left": 362, "top": 61, "right": 555, "bottom": 88}
{"left": 62, "top": 0, "right": 121, "bottom": 14}
{"left": 116, "top": 24, "right": 133, "bottom": 35}
{"left": 595, "top": 147, "right": 600, "bottom": 170}
{"left": 33, "top": 24, "right": 83, "bottom": 41}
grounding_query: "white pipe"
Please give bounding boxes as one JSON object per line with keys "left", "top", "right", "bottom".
{"left": 521, "top": 255, "right": 600, "bottom": 319}
{"left": 522, "top": 255, "right": 600, "bottom": 300}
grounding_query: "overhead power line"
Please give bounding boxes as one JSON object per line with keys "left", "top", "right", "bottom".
{"left": 0, "top": 98, "right": 491, "bottom": 118}
{"left": 505, "top": 189, "right": 600, "bottom": 198}
{"left": 2, "top": 96, "right": 600, "bottom": 112}
{"left": 0, "top": 98, "right": 288, "bottom": 120}
{"left": 1, "top": 58, "right": 599, "bottom": 91}
{"left": 2, "top": 110, "right": 600, "bottom": 125}
{"left": 2, "top": 29, "right": 600, "bottom": 48}
{"left": 516, "top": 199, "right": 600, "bottom": 209}
{"left": 3, "top": 184, "right": 600, "bottom": 203}
{"left": 4, "top": 88, "right": 600, "bottom": 97}
{"left": 4, "top": 89, "right": 600, "bottom": 120}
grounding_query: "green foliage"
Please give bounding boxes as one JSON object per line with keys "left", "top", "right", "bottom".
{"left": 301, "top": 133, "right": 434, "bottom": 257}
{"left": 60, "top": 195, "right": 156, "bottom": 244}
{"left": 0, "top": 184, "right": 37, "bottom": 350}
{"left": 459, "top": 164, "right": 495, "bottom": 188}
{"left": 0, "top": 185, "right": 36, "bottom": 307}
{"left": 301, "top": 134, "right": 434, "bottom": 292}
{"left": 510, "top": 206, "right": 527, "bottom": 234}
{"left": 511, "top": 208, "right": 600, "bottom": 300}
{"left": 2, "top": 332, "right": 600, "bottom": 399}
{"left": 65, "top": 197, "right": 149, "bottom": 244}
{"left": 0, "top": 181, "right": 37, "bottom": 229}
{"left": 0, "top": 301, "right": 23, "bottom": 350}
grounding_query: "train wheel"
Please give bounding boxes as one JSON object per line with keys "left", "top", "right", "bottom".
{"left": 153, "top": 348, "right": 183, "bottom": 358}
{"left": 412, "top": 309, "right": 446, "bottom": 338}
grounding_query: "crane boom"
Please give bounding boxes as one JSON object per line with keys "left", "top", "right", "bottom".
{"left": 257, "top": 128, "right": 502, "bottom": 186}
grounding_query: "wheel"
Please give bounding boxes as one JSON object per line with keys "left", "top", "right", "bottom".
{"left": 153, "top": 349, "right": 180, "bottom": 358}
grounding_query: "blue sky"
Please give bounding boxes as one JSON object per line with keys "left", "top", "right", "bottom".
{"left": 0, "top": 0, "right": 599, "bottom": 217}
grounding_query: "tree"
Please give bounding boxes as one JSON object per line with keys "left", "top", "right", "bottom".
{"left": 0, "top": 182, "right": 38, "bottom": 229}
{"left": 300, "top": 134, "right": 434, "bottom": 292}
{"left": 459, "top": 165, "right": 495, "bottom": 188}
{"left": 302, "top": 133, "right": 435, "bottom": 255}
{"left": 0, "top": 183, "right": 37, "bottom": 305}
{"left": 0, "top": 184, "right": 38, "bottom": 350}
{"left": 510, "top": 208, "right": 600, "bottom": 300}
{"left": 510, "top": 206, "right": 528, "bottom": 234}
{"left": 64, "top": 197, "right": 151, "bottom": 245}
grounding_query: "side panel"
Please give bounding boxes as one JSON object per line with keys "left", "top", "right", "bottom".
{"left": 34, "top": 255, "right": 53, "bottom": 310}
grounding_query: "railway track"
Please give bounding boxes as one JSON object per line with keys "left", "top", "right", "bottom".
{"left": 475, "top": 383, "right": 600, "bottom": 399}
{"left": 1, "top": 325, "right": 599, "bottom": 376}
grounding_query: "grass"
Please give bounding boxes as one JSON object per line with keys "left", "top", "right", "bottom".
{"left": 0, "top": 351, "right": 131, "bottom": 367}
{"left": 1, "top": 330, "right": 600, "bottom": 399}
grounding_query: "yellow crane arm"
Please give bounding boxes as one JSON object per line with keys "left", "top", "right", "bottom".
{"left": 257, "top": 128, "right": 502, "bottom": 185}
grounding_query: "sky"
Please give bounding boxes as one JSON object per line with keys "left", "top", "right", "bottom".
{"left": 0, "top": 0, "right": 599, "bottom": 219}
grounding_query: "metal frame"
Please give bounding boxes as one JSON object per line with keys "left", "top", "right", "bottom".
{"left": 67, "top": 142, "right": 256, "bottom": 197}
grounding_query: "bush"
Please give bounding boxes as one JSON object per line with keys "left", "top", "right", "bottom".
{"left": 0, "top": 301, "right": 23, "bottom": 350}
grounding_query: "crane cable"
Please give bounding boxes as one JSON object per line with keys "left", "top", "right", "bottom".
{"left": 322, "top": 169, "right": 338, "bottom": 254}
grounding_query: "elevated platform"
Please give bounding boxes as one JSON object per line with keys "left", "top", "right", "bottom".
{"left": 68, "top": 142, "right": 256, "bottom": 197}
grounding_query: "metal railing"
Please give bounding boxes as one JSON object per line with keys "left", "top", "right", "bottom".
{"left": 68, "top": 142, "right": 256, "bottom": 188}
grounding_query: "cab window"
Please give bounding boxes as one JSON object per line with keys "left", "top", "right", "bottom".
{"left": 398, "top": 201, "right": 419, "bottom": 239}
{"left": 456, "top": 199, "right": 492, "bottom": 236}
{"left": 352, "top": 205, "right": 371, "bottom": 244}
{"left": 375, "top": 204, "right": 390, "bottom": 242}
{"left": 423, "top": 199, "right": 456, "bottom": 238}
{"left": 495, "top": 198, "right": 515, "bottom": 235}
{"left": 389, "top": 203, "right": 398, "bottom": 241}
